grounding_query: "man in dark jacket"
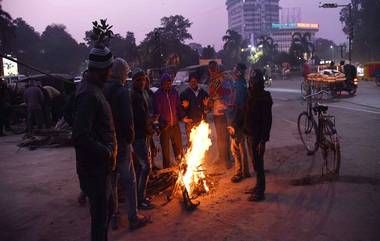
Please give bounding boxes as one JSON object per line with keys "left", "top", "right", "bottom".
{"left": 229, "top": 63, "right": 249, "bottom": 183}
{"left": 180, "top": 72, "right": 209, "bottom": 141}
{"left": 244, "top": 69, "right": 273, "bottom": 202}
{"left": 104, "top": 59, "right": 149, "bottom": 230}
{"left": 153, "top": 73, "right": 184, "bottom": 168}
{"left": 24, "top": 79, "right": 44, "bottom": 132}
{"left": 131, "top": 68, "right": 155, "bottom": 210}
{"left": 72, "top": 45, "right": 117, "bottom": 241}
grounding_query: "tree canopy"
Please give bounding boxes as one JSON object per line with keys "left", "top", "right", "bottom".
{"left": 340, "top": 0, "right": 380, "bottom": 61}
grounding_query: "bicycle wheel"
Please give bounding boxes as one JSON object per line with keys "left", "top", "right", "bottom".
{"left": 320, "top": 119, "right": 341, "bottom": 175}
{"left": 297, "top": 112, "right": 318, "bottom": 154}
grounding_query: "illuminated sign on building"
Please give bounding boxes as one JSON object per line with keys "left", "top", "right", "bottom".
{"left": 272, "top": 23, "right": 319, "bottom": 29}
{"left": 2, "top": 57, "right": 19, "bottom": 77}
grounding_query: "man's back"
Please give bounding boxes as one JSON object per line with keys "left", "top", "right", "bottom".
{"left": 73, "top": 79, "right": 116, "bottom": 176}
{"left": 24, "top": 86, "right": 43, "bottom": 110}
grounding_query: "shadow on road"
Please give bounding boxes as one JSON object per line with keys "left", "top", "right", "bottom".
{"left": 290, "top": 174, "right": 380, "bottom": 186}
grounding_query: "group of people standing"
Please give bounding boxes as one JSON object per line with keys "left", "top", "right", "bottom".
{"left": 72, "top": 44, "right": 273, "bottom": 241}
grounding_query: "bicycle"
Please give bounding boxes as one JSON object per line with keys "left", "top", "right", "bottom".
{"left": 297, "top": 89, "right": 341, "bottom": 175}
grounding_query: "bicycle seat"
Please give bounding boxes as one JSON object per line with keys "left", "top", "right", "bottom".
{"left": 313, "top": 104, "right": 328, "bottom": 113}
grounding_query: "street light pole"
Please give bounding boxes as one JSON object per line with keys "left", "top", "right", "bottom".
{"left": 348, "top": 3, "right": 352, "bottom": 63}
{"left": 320, "top": 2, "right": 353, "bottom": 63}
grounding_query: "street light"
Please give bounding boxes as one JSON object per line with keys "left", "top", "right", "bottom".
{"left": 330, "top": 45, "right": 334, "bottom": 61}
{"left": 320, "top": 2, "right": 353, "bottom": 63}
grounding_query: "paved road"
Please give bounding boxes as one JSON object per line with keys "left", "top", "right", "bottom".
{"left": 0, "top": 77, "right": 379, "bottom": 241}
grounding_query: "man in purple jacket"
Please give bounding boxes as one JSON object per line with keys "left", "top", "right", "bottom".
{"left": 153, "top": 73, "right": 185, "bottom": 168}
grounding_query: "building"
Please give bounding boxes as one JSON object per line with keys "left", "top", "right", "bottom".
{"left": 280, "top": 7, "right": 301, "bottom": 24}
{"left": 226, "top": 0, "right": 280, "bottom": 43}
{"left": 270, "top": 23, "right": 319, "bottom": 52}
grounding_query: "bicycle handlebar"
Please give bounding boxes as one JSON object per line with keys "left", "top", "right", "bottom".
{"left": 303, "top": 90, "right": 329, "bottom": 99}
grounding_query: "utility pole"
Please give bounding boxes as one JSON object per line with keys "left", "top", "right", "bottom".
{"left": 320, "top": 2, "right": 353, "bottom": 63}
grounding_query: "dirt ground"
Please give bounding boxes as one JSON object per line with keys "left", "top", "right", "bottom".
{"left": 1, "top": 80, "right": 380, "bottom": 241}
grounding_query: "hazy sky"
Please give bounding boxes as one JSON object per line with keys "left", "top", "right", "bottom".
{"left": 3, "top": 0, "right": 350, "bottom": 50}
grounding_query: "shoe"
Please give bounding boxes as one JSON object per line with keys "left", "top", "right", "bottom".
{"left": 231, "top": 174, "right": 243, "bottom": 183}
{"left": 248, "top": 193, "right": 265, "bottom": 202}
{"left": 110, "top": 214, "right": 118, "bottom": 230}
{"left": 138, "top": 199, "right": 155, "bottom": 210}
{"left": 244, "top": 186, "right": 258, "bottom": 194}
{"left": 129, "top": 214, "right": 150, "bottom": 230}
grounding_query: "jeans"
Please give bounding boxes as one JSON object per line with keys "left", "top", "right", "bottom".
{"left": 27, "top": 109, "right": 44, "bottom": 132}
{"left": 111, "top": 143, "right": 138, "bottom": 221}
{"left": 231, "top": 130, "right": 249, "bottom": 177}
{"left": 133, "top": 138, "right": 152, "bottom": 203}
{"left": 213, "top": 115, "right": 231, "bottom": 168}
{"left": 159, "top": 124, "right": 183, "bottom": 168}
{"left": 79, "top": 173, "right": 113, "bottom": 241}
{"left": 248, "top": 137, "right": 266, "bottom": 194}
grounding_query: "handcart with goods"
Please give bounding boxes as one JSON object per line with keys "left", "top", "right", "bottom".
{"left": 301, "top": 69, "right": 357, "bottom": 99}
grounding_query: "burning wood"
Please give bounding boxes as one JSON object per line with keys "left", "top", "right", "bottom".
{"left": 167, "top": 121, "right": 212, "bottom": 210}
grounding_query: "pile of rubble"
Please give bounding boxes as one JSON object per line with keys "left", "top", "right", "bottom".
{"left": 18, "top": 118, "right": 72, "bottom": 150}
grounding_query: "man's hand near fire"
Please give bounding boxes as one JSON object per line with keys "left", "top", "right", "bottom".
{"left": 183, "top": 116, "right": 193, "bottom": 124}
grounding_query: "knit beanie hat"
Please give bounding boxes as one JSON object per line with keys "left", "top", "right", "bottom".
{"left": 88, "top": 46, "right": 113, "bottom": 69}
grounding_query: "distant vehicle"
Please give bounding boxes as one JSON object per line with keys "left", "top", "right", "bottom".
{"left": 173, "top": 64, "right": 210, "bottom": 93}
{"left": 4, "top": 75, "right": 26, "bottom": 89}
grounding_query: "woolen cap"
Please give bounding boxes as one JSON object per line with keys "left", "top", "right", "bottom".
{"left": 88, "top": 46, "right": 113, "bottom": 69}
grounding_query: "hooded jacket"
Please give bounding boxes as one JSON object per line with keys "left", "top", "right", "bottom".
{"left": 104, "top": 79, "right": 135, "bottom": 144}
{"left": 73, "top": 77, "right": 117, "bottom": 176}
{"left": 243, "top": 87, "right": 273, "bottom": 144}
{"left": 153, "top": 87, "right": 183, "bottom": 128}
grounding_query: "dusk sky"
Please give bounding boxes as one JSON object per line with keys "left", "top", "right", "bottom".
{"left": 3, "top": 0, "right": 350, "bottom": 50}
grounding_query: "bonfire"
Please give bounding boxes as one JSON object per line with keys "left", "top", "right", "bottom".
{"left": 170, "top": 121, "right": 212, "bottom": 209}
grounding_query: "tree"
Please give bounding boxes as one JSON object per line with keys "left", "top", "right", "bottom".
{"left": 124, "top": 31, "right": 139, "bottom": 66}
{"left": 340, "top": 0, "right": 380, "bottom": 61}
{"left": 314, "top": 38, "right": 338, "bottom": 60}
{"left": 139, "top": 15, "right": 196, "bottom": 69}
{"left": 0, "top": 1, "right": 15, "bottom": 53}
{"left": 160, "top": 15, "right": 192, "bottom": 42}
{"left": 257, "top": 35, "right": 277, "bottom": 55}
{"left": 256, "top": 35, "right": 278, "bottom": 66}
{"left": 9, "top": 18, "right": 42, "bottom": 74}
{"left": 222, "top": 29, "right": 248, "bottom": 69}
{"left": 201, "top": 45, "right": 216, "bottom": 59}
{"left": 40, "top": 24, "right": 83, "bottom": 74}
{"left": 289, "top": 32, "right": 315, "bottom": 64}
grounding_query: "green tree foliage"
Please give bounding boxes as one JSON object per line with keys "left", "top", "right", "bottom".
{"left": 340, "top": 0, "right": 380, "bottom": 61}
{"left": 221, "top": 29, "right": 248, "bottom": 69}
{"left": 255, "top": 35, "right": 278, "bottom": 66}
{"left": 0, "top": 1, "right": 15, "bottom": 53}
{"left": 289, "top": 32, "right": 315, "bottom": 64}
{"left": 202, "top": 45, "right": 216, "bottom": 59}
{"left": 314, "top": 38, "right": 338, "bottom": 60}
{"left": 9, "top": 18, "right": 41, "bottom": 74}
{"left": 40, "top": 24, "right": 85, "bottom": 74}
{"left": 139, "top": 15, "right": 198, "bottom": 69}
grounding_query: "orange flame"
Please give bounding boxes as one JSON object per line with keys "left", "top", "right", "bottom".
{"left": 180, "top": 121, "right": 212, "bottom": 196}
